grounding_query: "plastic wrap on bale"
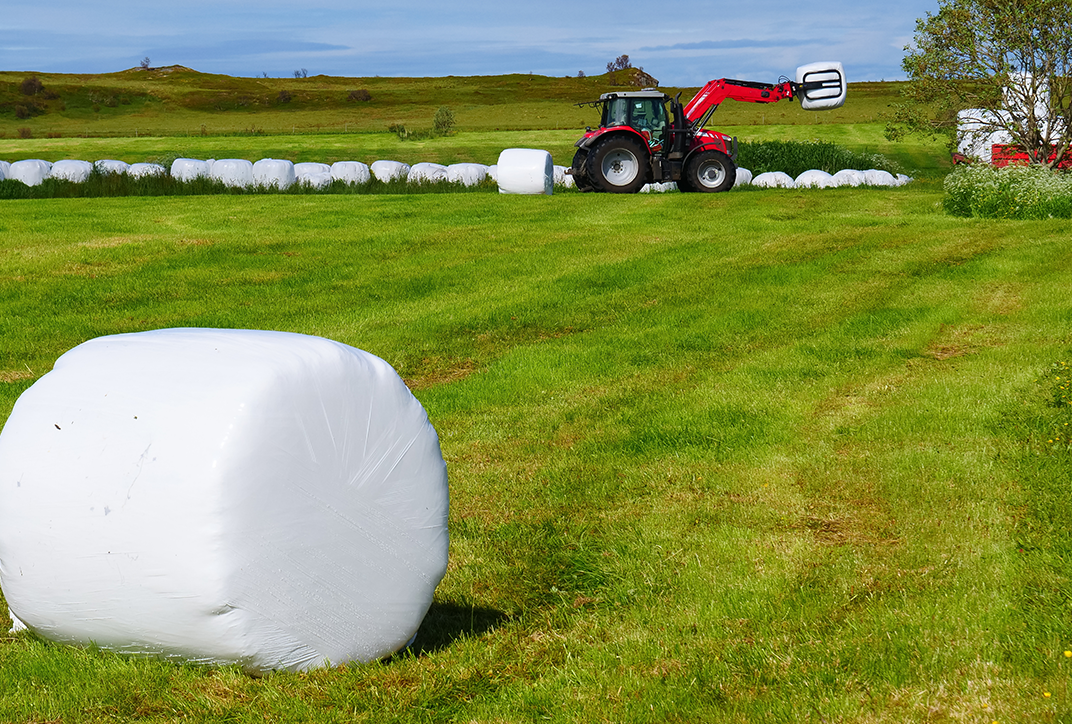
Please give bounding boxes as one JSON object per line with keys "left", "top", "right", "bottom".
{"left": 50, "top": 160, "right": 93, "bottom": 183}
{"left": 9, "top": 160, "right": 52, "bottom": 187}
{"left": 795, "top": 170, "right": 835, "bottom": 189}
{"left": 332, "top": 162, "right": 371, "bottom": 185}
{"left": 95, "top": 160, "right": 130, "bottom": 175}
{"left": 211, "top": 159, "right": 254, "bottom": 188}
{"left": 171, "top": 158, "right": 211, "bottom": 182}
{"left": 0, "top": 160, "right": 9, "bottom": 181}
{"left": 751, "top": 171, "right": 796, "bottom": 189}
{"left": 496, "top": 149, "right": 553, "bottom": 195}
{"left": 371, "top": 160, "right": 410, "bottom": 182}
{"left": 129, "top": 163, "right": 166, "bottom": 179}
{"left": 447, "top": 163, "right": 487, "bottom": 187}
{"left": 408, "top": 163, "right": 449, "bottom": 184}
{"left": 0, "top": 328, "right": 450, "bottom": 673}
{"left": 253, "top": 159, "right": 296, "bottom": 190}
{"left": 735, "top": 168, "right": 753, "bottom": 186}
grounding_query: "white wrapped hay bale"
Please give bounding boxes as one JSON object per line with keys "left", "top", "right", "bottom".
{"left": 211, "top": 159, "right": 254, "bottom": 188}
{"left": 552, "top": 165, "right": 575, "bottom": 189}
{"left": 447, "top": 163, "right": 487, "bottom": 187}
{"left": 299, "top": 171, "right": 333, "bottom": 189}
{"left": 795, "top": 169, "right": 835, "bottom": 189}
{"left": 0, "top": 328, "right": 449, "bottom": 672}
{"left": 863, "top": 169, "right": 896, "bottom": 187}
{"left": 735, "top": 168, "right": 753, "bottom": 186}
{"left": 831, "top": 169, "right": 865, "bottom": 187}
{"left": 497, "top": 149, "right": 553, "bottom": 195}
{"left": 408, "top": 163, "right": 448, "bottom": 184}
{"left": 294, "top": 162, "right": 331, "bottom": 179}
{"left": 171, "top": 158, "right": 211, "bottom": 182}
{"left": 751, "top": 171, "right": 795, "bottom": 189}
{"left": 253, "top": 159, "right": 296, "bottom": 190}
{"left": 331, "top": 161, "right": 371, "bottom": 185}
{"left": 371, "top": 160, "right": 410, "bottom": 182}
{"left": 95, "top": 160, "right": 130, "bottom": 175}
{"left": 50, "top": 160, "right": 93, "bottom": 183}
{"left": 128, "top": 163, "right": 166, "bottom": 179}
{"left": 9, "top": 160, "right": 52, "bottom": 187}
{"left": 896, "top": 174, "right": 913, "bottom": 186}
{"left": 639, "top": 182, "right": 676, "bottom": 193}
{"left": 0, "top": 160, "right": 9, "bottom": 180}
{"left": 486, "top": 165, "right": 498, "bottom": 183}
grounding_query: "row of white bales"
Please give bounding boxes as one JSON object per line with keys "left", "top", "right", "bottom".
{"left": 0, "top": 157, "right": 913, "bottom": 191}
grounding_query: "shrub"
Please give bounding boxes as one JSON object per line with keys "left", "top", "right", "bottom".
{"left": 17, "top": 127, "right": 32, "bottom": 139}
{"left": 433, "top": 106, "right": 456, "bottom": 136}
{"left": 15, "top": 105, "right": 31, "bottom": 120}
{"left": 348, "top": 89, "right": 371, "bottom": 102}
{"left": 20, "top": 76, "right": 44, "bottom": 96}
{"left": 388, "top": 123, "right": 408, "bottom": 140}
{"left": 943, "top": 163, "right": 1072, "bottom": 218}
{"left": 277, "top": 90, "right": 292, "bottom": 104}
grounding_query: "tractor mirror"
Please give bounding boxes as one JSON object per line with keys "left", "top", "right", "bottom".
{"left": 795, "top": 62, "right": 846, "bottom": 110}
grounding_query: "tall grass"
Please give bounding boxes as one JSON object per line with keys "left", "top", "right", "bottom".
{"left": 736, "top": 139, "right": 902, "bottom": 176}
{"left": 1, "top": 188, "right": 1071, "bottom": 721}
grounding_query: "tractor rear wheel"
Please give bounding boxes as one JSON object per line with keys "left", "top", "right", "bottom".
{"left": 586, "top": 135, "right": 649, "bottom": 194}
{"left": 680, "top": 150, "right": 736, "bottom": 193}
{"left": 571, "top": 149, "right": 595, "bottom": 192}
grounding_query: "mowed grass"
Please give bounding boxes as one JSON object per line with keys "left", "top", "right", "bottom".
{"left": 1, "top": 185, "right": 1071, "bottom": 722}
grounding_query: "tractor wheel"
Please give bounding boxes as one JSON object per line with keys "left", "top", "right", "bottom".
{"left": 680, "top": 150, "right": 736, "bottom": 193}
{"left": 571, "top": 149, "right": 595, "bottom": 192}
{"left": 586, "top": 135, "right": 649, "bottom": 194}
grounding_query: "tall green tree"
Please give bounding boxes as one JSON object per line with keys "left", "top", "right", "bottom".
{"left": 887, "top": 0, "right": 1072, "bottom": 167}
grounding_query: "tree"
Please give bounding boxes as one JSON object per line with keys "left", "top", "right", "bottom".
{"left": 433, "top": 106, "right": 456, "bottom": 136}
{"left": 140, "top": 57, "right": 151, "bottom": 70}
{"left": 606, "top": 54, "right": 631, "bottom": 73}
{"left": 887, "top": 0, "right": 1072, "bottom": 167}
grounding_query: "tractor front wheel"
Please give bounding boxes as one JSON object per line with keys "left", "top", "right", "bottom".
{"left": 680, "top": 150, "right": 736, "bottom": 193}
{"left": 586, "top": 136, "right": 649, "bottom": 194}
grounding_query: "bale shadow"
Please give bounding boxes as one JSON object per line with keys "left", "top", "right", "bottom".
{"left": 408, "top": 601, "right": 508, "bottom": 656}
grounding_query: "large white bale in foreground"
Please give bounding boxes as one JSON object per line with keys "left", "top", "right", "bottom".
{"left": 50, "top": 160, "right": 93, "bottom": 183}
{"left": 0, "top": 329, "right": 450, "bottom": 672}
{"left": 253, "top": 158, "right": 296, "bottom": 190}
{"left": 751, "top": 171, "right": 795, "bottom": 189}
{"left": 371, "top": 160, "right": 410, "bottom": 182}
{"left": 447, "top": 163, "right": 487, "bottom": 187}
{"left": 331, "top": 161, "right": 371, "bottom": 185}
{"left": 497, "top": 149, "right": 553, "bottom": 195}
{"left": 95, "top": 160, "right": 130, "bottom": 175}
{"left": 211, "top": 159, "right": 254, "bottom": 188}
{"left": 795, "top": 62, "right": 846, "bottom": 111}
{"left": 171, "top": 158, "right": 212, "bottom": 182}
{"left": 9, "top": 160, "right": 52, "bottom": 187}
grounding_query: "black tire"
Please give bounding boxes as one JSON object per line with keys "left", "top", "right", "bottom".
{"left": 571, "top": 149, "right": 595, "bottom": 192}
{"left": 585, "top": 135, "right": 650, "bottom": 194}
{"left": 680, "top": 150, "right": 736, "bottom": 193}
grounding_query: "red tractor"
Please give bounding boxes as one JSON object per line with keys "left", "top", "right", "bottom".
{"left": 569, "top": 62, "right": 847, "bottom": 193}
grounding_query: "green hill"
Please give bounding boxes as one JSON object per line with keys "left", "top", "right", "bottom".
{"left": 1, "top": 66, "right": 902, "bottom": 139}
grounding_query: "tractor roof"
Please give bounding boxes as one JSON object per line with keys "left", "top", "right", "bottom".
{"left": 598, "top": 90, "right": 668, "bottom": 101}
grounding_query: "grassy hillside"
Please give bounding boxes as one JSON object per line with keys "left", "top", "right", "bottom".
{"left": 1, "top": 67, "right": 903, "bottom": 138}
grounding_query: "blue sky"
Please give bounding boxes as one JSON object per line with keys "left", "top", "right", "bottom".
{"left": 2, "top": 1, "right": 938, "bottom": 86}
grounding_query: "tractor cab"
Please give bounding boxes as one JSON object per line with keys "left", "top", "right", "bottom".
{"left": 597, "top": 91, "right": 672, "bottom": 150}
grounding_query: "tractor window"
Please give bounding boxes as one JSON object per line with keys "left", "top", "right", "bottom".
{"left": 602, "top": 98, "right": 629, "bottom": 128}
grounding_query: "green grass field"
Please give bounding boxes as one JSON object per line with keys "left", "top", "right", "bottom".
{"left": 1, "top": 183, "right": 1071, "bottom": 722}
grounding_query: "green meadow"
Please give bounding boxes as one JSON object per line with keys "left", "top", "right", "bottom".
{"left": 1, "top": 70, "right": 1069, "bottom": 723}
